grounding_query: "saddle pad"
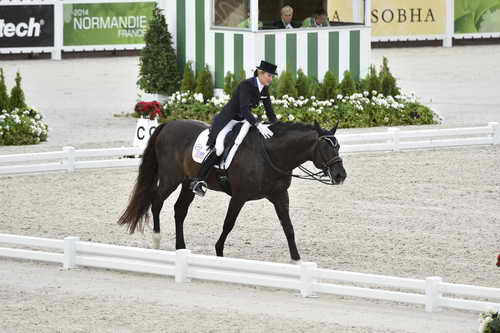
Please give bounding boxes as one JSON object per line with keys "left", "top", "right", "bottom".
{"left": 192, "top": 123, "right": 249, "bottom": 169}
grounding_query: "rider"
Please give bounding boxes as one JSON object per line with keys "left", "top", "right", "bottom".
{"left": 190, "top": 60, "right": 279, "bottom": 197}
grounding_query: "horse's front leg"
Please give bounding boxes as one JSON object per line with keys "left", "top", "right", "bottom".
{"left": 215, "top": 198, "right": 246, "bottom": 257}
{"left": 267, "top": 190, "right": 300, "bottom": 262}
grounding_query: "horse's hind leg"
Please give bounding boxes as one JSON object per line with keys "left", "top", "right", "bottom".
{"left": 215, "top": 198, "right": 245, "bottom": 257}
{"left": 151, "top": 181, "right": 179, "bottom": 249}
{"left": 173, "top": 182, "right": 195, "bottom": 249}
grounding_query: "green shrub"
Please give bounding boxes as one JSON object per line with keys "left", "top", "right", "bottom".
{"left": 195, "top": 65, "right": 214, "bottom": 101}
{"left": 180, "top": 61, "right": 196, "bottom": 93}
{"left": 0, "top": 68, "right": 9, "bottom": 111}
{"left": 308, "top": 77, "right": 321, "bottom": 98}
{"left": 137, "top": 4, "right": 180, "bottom": 95}
{"left": 296, "top": 69, "right": 310, "bottom": 98}
{"left": 277, "top": 70, "right": 298, "bottom": 98}
{"left": 9, "top": 72, "right": 27, "bottom": 110}
{"left": 365, "top": 65, "right": 381, "bottom": 96}
{"left": 269, "top": 73, "right": 280, "bottom": 97}
{"left": 339, "top": 71, "right": 356, "bottom": 96}
{"left": 380, "top": 57, "right": 400, "bottom": 97}
{"left": 319, "top": 70, "right": 338, "bottom": 100}
{"left": 224, "top": 71, "right": 234, "bottom": 96}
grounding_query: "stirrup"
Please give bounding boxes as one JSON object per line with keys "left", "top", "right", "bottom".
{"left": 191, "top": 180, "right": 207, "bottom": 197}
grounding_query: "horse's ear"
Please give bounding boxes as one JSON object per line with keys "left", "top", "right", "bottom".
{"left": 330, "top": 121, "right": 340, "bottom": 135}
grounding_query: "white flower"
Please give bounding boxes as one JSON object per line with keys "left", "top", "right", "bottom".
{"left": 337, "top": 94, "right": 343, "bottom": 100}
{"left": 288, "top": 114, "right": 295, "bottom": 121}
{"left": 308, "top": 107, "right": 315, "bottom": 112}
{"left": 371, "top": 90, "right": 377, "bottom": 95}
{"left": 194, "top": 93, "right": 204, "bottom": 103}
{"left": 311, "top": 96, "right": 316, "bottom": 100}
{"left": 277, "top": 114, "right": 282, "bottom": 120}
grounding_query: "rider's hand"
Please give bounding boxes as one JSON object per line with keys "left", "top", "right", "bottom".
{"left": 257, "top": 123, "right": 273, "bottom": 139}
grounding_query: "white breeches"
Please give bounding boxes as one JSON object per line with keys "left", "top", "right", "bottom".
{"left": 215, "top": 120, "right": 251, "bottom": 156}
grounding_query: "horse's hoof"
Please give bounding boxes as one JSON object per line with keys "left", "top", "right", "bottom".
{"left": 290, "top": 259, "right": 302, "bottom": 265}
{"left": 152, "top": 233, "right": 161, "bottom": 249}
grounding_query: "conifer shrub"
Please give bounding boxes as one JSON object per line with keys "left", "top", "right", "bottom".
{"left": 339, "top": 71, "right": 356, "bottom": 96}
{"left": 319, "top": 70, "right": 338, "bottom": 100}
{"left": 9, "top": 72, "right": 26, "bottom": 110}
{"left": 180, "top": 61, "right": 196, "bottom": 93}
{"left": 277, "top": 71, "right": 298, "bottom": 98}
{"left": 296, "top": 69, "right": 310, "bottom": 98}
{"left": 308, "top": 77, "right": 321, "bottom": 98}
{"left": 195, "top": 65, "right": 214, "bottom": 101}
{"left": 0, "top": 69, "right": 9, "bottom": 112}
{"left": 224, "top": 71, "right": 234, "bottom": 96}
{"left": 137, "top": 5, "right": 180, "bottom": 96}
{"left": 379, "top": 57, "right": 400, "bottom": 97}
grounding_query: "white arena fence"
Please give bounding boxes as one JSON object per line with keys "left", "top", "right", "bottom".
{"left": 0, "top": 123, "right": 499, "bottom": 176}
{"left": 1, "top": 233, "right": 499, "bottom": 313}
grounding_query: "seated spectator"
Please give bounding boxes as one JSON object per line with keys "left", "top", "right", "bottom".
{"left": 273, "top": 5, "right": 301, "bottom": 29}
{"left": 302, "top": 9, "right": 330, "bottom": 28}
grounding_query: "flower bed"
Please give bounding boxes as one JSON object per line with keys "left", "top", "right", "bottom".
{"left": 0, "top": 108, "right": 48, "bottom": 145}
{"left": 154, "top": 90, "right": 439, "bottom": 129}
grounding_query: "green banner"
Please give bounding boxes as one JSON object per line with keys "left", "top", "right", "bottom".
{"left": 63, "top": 2, "right": 155, "bottom": 46}
{"left": 455, "top": 0, "right": 500, "bottom": 33}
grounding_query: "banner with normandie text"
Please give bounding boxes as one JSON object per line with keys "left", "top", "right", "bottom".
{"left": 328, "top": 0, "right": 446, "bottom": 37}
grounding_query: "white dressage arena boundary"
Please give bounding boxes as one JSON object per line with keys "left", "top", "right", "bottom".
{"left": 0, "top": 233, "right": 499, "bottom": 313}
{"left": 0, "top": 122, "right": 499, "bottom": 175}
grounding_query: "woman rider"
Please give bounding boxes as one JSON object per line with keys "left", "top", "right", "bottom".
{"left": 190, "top": 60, "right": 279, "bottom": 197}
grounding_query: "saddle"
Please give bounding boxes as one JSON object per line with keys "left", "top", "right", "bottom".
{"left": 192, "top": 121, "right": 250, "bottom": 169}
{"left": 192, "top": 121, "right": 251, "bottom": 195}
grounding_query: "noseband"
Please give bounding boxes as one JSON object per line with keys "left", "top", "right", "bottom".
{"left": 316, "top": 135, "right": 343, "bottom": 170}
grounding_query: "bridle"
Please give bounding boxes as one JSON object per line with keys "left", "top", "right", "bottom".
{"left": 262, "top": 134, "right": 343, "bottom": 185}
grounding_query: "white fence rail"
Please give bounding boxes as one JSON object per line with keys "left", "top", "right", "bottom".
{"left": 1, "top": 233, "right": 499, "bottom": 313}
{"left": 0, "top": 123, "right": 498, "bottom": 176}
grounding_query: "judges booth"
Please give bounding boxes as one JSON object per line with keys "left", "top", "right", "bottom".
{"left": 165, "top": 0, "right": 371, "bottom": 91}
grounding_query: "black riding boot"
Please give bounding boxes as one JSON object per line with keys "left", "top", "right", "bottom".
{"left": 190, "top": 151, "right": 220, "bottom": 197}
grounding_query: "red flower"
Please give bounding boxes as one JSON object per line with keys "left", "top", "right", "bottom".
{"left": 497, "top": 254, "right": 500, "bottom": 267}
{"left": 134, "top": 101, "right": 162, "bottom": 120}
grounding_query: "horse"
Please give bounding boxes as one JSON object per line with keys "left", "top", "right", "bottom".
{"left": 117, "top": 119, "right": 346, "bottom": 262}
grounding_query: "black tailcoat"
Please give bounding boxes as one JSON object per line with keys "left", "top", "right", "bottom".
{"left": 207, "top": 77, "right": 277, "bottom": 148}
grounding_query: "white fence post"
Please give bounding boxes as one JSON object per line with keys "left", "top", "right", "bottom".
{"left": 63, "top": 236, "right": 79, "bottom": 269}
{"left": 300, "top": 262, "right": 318, "bottom": 297}
{"left": 443, "top": 0, "right": 454, "bottom": 47}
{"left": 425, "top": 276, "right": 443, "bottom": 312}
{"left": 52, "top": 0, "right": 63, "bottom": 60}
{"left": 63, "top": 146, "right": 76, "bottom": 172}
{"left": 175, "top": 249, "right": 191, "bottom": 283}
{"left": 388, "top": 128, "right": 400, "bottom": 152}
{"left": 488, "top": 122, "right": 500, "bottom": 144}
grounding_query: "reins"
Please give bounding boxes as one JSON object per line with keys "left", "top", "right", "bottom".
{"left": 260, "top": 135, "right": 342, "bottom": 185}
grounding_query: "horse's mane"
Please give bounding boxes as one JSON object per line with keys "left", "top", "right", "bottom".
{"left": 269, "top": 121, "right": 318, "bottom": 137}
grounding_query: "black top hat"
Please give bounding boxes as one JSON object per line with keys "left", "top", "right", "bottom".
{"left": 256, "top": 60, "right": 278, "bottom": 75}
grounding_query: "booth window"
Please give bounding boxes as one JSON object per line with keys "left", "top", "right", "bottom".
{"left": 259, "top": 0, "right": 365, "bottom": 29}
{"left": 213, "top": 0, "right": 251, "bottom": 29}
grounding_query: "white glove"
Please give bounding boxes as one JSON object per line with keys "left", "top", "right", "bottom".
{"left": 257, "top": 123, "right": 273, "bottom": 139}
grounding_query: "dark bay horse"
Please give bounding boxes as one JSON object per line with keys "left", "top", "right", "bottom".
{"left": 118, "top": 120, "right": 346, "bottom": 262}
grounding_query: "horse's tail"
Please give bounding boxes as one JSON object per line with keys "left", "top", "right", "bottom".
{"left": 118, "top": 123, "right": 166, "bottom": 234}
